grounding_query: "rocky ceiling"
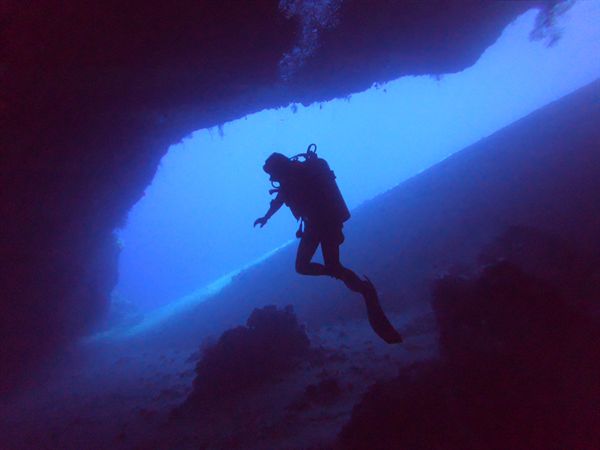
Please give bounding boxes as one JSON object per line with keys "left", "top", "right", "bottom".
{"left": 1, "top": 0, "right": 556, "bottom": 392}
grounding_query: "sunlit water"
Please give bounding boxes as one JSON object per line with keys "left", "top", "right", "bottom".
{"left": 111, "top": 1, "right": 600, "bottom": 331}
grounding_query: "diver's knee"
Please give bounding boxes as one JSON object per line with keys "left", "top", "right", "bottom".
{"left": 295, "top": 260, "right": 309, "bottom": 275}
{"left": 326, "top": 263, "right": 344, "bottom": 279}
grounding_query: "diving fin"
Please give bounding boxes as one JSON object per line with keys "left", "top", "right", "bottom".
{"left": 361, "top": 277, "right": 403, "bottom": 344}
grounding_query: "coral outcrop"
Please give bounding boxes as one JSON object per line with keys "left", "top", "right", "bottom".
{"left": 339, "top": 242, "right": 600, "bottom": 449}
{"left": 183, "top": 305, "right": 310, "bottom": 407}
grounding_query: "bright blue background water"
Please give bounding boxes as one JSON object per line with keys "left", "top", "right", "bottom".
{"left": 114, "top": 2, "right": 600, "bottom": 312}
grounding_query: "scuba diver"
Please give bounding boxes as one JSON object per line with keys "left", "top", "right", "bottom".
{"left": 254, "top": 144, "right": 402, "bottom": 344}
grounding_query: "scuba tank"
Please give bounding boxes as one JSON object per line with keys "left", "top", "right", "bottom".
{"left": 290, "top": 144, "right": 351, "bottom": 226}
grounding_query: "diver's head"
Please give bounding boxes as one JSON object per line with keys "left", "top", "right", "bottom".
{"left": 263, "top": 152, "right": 291, "bottom": 181}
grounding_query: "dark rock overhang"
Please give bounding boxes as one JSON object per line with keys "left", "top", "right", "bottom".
{"left": 0, "top": 0, "right": 559, "bottom": 393}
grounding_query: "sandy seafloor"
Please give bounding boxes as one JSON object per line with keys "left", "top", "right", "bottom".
{"left": 0, "top": 312, "right": 436, "bottom": 450}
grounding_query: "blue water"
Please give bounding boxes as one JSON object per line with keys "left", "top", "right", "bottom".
{"left": 114, "top": 1, "right": 600, "bottom": 315}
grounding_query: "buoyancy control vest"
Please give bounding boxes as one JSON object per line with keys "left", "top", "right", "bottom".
{"left": 274, "top": 144, "right": 350, "bottom": 227}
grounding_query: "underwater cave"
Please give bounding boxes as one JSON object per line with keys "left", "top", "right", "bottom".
{"left": 2, "top": 1, "right": 600, "bottom": 449}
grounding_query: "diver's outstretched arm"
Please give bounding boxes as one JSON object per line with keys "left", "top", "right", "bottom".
{"left": 254, "top": 195, "right": 284, "bottom": 227}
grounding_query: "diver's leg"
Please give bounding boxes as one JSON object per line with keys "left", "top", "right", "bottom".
{"left": 321, "top": 236, "right": 365, "bottom": 293}
{"left": 321, "top": 230, "right": 403, "bottom": 344}
{"left": 295, "top": 232, "right": 328, "bottom": 276}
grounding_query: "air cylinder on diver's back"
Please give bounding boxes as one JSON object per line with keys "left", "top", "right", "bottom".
{"left": 307, "top": 157, "right": 351, "bottom": 225}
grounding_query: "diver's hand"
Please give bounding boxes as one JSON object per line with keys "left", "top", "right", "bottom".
{"left": 254, "top": 217, "right": 268, "bottom": 228}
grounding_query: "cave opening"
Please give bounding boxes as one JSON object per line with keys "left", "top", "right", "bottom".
{"left": 106, "top": 2, "right": 600, "bottom": 334}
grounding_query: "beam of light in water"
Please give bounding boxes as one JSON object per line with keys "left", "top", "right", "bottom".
{"left": 112, "top": 1, "right": 600, "bottom": 319}
{"left": 87, "top": 240, "right": 293, "bottom": 341}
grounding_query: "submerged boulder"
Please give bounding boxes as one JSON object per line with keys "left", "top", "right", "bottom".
{"left": 184, "top": 305, "right": 310, "bottom": 407}
{"left": 339, "top": 261, "right": 600, "bottom": 449}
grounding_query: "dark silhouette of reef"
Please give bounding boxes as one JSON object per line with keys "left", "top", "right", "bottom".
{"left": 0, "top": 0, "right": 557, "bottom": 393}
{"left": 339, "top": 239, "right": 600, "bottom": 449}
{"left": 181, "top": 305, "right": 310, "bottom": 409}
{"left": 479, "top": 225, "right": 599, "bottom": 305}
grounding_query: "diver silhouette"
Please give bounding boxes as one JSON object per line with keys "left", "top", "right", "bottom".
{"left": 254, "top": 144, "right": 402, "bottom": 344}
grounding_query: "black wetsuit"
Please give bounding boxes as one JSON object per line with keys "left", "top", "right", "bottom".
{"left": 272, "top": 163, "right": 363, "bottom": 293}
